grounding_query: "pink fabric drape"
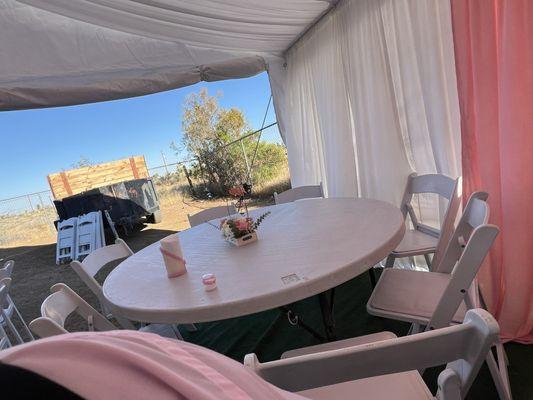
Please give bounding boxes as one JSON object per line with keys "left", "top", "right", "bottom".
{"left": 451, "top": 0, "right": 533, "bottom": 343}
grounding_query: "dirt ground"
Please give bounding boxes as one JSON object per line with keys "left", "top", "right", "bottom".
{"left": 0, "top": 196, "right": 271, "bottom": 336}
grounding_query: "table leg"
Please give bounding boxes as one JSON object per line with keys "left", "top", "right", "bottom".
{"left": 279, "top": 305, "right": 325, "bottom": 342}
{"left": 368, "top": 268, "right": 377, "bottom": 288}
{"left": 318, "top": 289, "right": 336, "bottom": 341}
{"left": 279, "top": 288, "right": 337, "bottom": 343}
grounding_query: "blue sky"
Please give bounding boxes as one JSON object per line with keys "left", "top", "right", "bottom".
{"left": 0, "top": 72, "right": 279, "bottom": 199}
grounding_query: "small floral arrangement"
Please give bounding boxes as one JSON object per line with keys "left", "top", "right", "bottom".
{"left": 211, "top": 184, "right": 270, "bottom": 246}
{"left": 219, "top": 212, "right": 270, "bottom": 240}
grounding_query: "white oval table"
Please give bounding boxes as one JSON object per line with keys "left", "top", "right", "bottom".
{"left": 103, "top": 198, "right": 404, "bottom": 332}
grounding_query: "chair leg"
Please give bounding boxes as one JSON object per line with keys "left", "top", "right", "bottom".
{"left": 500, "top": 343, "right": 510, "bottom": 366}
{"left": 423, "top": 254, "right": 432, "bottom": 269}
{"left": 385, "top": 255, "right": 396, "bottom": 268}
{"left": 368, "top": 268, "right": 377, "bottom": 288}
{"left": 2, "top": 310, "right": 24, "bottom": 344}
{"left": 0, "top": 323, "right": 12, "bottom": 348}
{"left": 113, "top": 313, "right": 136, "bottom": 330}
{"left": 172, "top": 325, "right": 184, "bottom": 340}
{"left": 496, "top": 342, "right": 512, "bottom": 399}
{"left": 100, "top": 300, "right": 113, "bottom": 320}
{"left": 486, "top": 349, "right": 512, "bottom": 400}
{"left": 10, "top": 297, "right": 34, "bottom": 341}
{"left": 408, "top": 323, "right": 421, "bottom": 335}
{"left": 183, "top": 324, "right": 198, "bottom": 332}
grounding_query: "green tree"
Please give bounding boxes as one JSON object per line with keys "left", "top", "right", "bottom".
{"left": 180, "top": 89, "right": 287, "bottom": 196}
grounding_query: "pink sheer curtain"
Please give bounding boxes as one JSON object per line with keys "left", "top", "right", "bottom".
{"left": 451, "top": 0, "right": 533, "bottom": 343}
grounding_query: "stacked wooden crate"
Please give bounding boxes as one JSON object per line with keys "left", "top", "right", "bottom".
{"left": 47, "top": 156, "right": 149, "bottom": 200}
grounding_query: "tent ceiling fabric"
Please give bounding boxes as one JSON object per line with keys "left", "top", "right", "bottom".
{"left": 0, "top": 0, "right": 333, "bottom": 110}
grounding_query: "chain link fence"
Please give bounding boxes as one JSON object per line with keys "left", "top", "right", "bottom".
{"left": 0, "top": 191, "right": 57, "bottom": 247}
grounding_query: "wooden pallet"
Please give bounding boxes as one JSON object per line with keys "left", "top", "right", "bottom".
{"left": 47, "top": 156, "right": 149, "bottom": 200}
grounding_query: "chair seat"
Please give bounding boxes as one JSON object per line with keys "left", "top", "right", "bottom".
{"left": 392, "top": 229, "right": 438, "bottom": 256}
{"left": 298, "top": 371, "right": 433, "bottom": 400}
{"left": 282, "top": 332, "right": 396, "bottom": 359}
{"left": 367, "top": 269, "right": 466, "bottom": 325}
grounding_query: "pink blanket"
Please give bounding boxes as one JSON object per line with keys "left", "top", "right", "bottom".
{"left": 0, "top": 330, "right": 306, "bottom": 400}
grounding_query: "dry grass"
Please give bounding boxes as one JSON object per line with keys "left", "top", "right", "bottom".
{"left": 252, "top": 168, "right": 291, "bottom": 199}
{"left": 0, "top": 208, "right": 57, "bottom": 248}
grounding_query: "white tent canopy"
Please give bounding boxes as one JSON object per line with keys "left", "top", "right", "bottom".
{"left": 1, "top": 0, "right": 460, "bottom": 220}
{"left": 0, "top": 0, "right": 334, "bottom": 110}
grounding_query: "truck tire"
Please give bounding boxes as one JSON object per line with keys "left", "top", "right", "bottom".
{"left": 147, "top": 209, "right": 162, "bottom": 224}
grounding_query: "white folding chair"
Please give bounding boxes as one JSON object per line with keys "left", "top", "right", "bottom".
{"left": 75, "top": 211, "right": 105, "bottom": 260}
{"left": 367, "top": 192, "right": 511, "bottom": 399}
{"left": 0, "top": 261, "right": 34, "bottom": 343}
{"left": 246, "top": 309, "right": 499, "bottom": 400}
{"left": 0, "top": 325, "right": 8, "bottom": 349}
{"left": 0, "top": 278, "right": 13, "bottom": 348}
{"left": 29, "top": 283, "right": 182, "bottom": 340}
{"left": 0, "top": 278, "right": 29, "bottom": 346}
{"left": 188, "top": 204, "right": 238, "bottom": 227}
{"left": 70, "top": 238, "right": 135, "bottom": 329}
{"left": 385, "top": 173, "right": 462, "bottom": 270}
{"left": 56, "top": 217, "right": 78, "bottom": 264}
{"left": 274, "top": 182, "right": 324, "bottom": 205}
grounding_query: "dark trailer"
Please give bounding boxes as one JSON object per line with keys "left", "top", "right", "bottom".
{"left": 48, "top": 156, "right": 162, "bottom": 234}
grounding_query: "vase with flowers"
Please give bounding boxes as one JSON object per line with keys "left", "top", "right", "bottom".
{"left": 215, "top": 185, "right": 270, "bottom": 246}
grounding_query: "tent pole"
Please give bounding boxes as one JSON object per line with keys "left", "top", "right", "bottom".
{"left": 284, "top": 0, "right": 341, "bottom": 56}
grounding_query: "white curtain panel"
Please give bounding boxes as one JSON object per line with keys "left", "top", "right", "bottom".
{"left": 270, "top": 0, "right": 461, "bottom": 221}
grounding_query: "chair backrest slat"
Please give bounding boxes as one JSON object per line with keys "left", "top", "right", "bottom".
{"left": 188, "top": 205, "right": 238, "bottom": 228}
{"left": 31, "top": 283, "right": 115, "bottom": 338}
{"left": 465, "top": 197, "right": 490, "bottom": 229}
{"left": 274, "top": 183, "right": 324, "bottom": 205}
{"left": 432, "top": 177, "right": 462, "bottom": 267}
{"left": 409, "top": 174, "right": 458, "bottom": 199}
{"left": 433, "top": 192, "right": 489, "bottom": 274}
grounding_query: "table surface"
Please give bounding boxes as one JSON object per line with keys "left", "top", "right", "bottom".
{"left": 103, "top": 198, "right": 405, "bottom": 324}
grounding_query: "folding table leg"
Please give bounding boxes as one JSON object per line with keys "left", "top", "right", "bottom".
{"left": 279, "top": 306, "right": 325, "bottom": 342}
{"left": 385, "top": 255, "right": 396, "bottom": 268}
{"left": 279, "top": 289, "right": 337, "bottom": 343}
{"left": 368, "top": 268, "right": 377, "bottom": 288}
{"left": 318, "top": 289, "right": 336, "bottom": 342}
